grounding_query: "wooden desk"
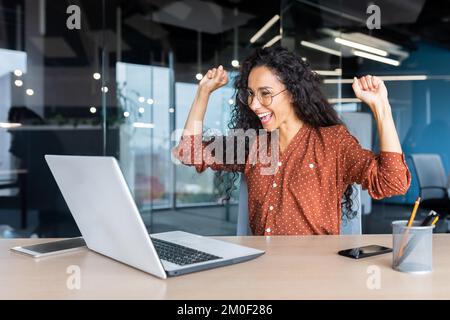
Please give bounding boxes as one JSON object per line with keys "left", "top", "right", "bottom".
{"left": 1, "top": 235, "right": 450, "bottom": 299}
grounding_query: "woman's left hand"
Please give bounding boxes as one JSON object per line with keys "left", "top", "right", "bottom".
{"left": 352, "top": 75, "right": 401, "bottom": 153}
{"left": 352, "top": 75, "right": 389, "bottom": 112}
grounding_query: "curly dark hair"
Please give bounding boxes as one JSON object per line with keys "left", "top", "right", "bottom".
{"left": 212, "top": 45, "right": 357, "bottom": 219}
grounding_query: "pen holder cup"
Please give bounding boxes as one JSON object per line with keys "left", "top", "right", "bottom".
{"left": 392, "top": 220, "right": 434, "bottom": 274}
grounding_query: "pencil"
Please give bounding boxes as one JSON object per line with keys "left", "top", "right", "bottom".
{"left": 398, "top": 197, "right": 421, "bottom": 258}
{"left": 431, "top": 216, "right": 440, "bottom": 226}
{"left": 407, "top": 197, "right": 421, "bottom": 227}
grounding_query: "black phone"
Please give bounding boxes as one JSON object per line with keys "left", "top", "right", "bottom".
{"left": 338, "top": 245, "right": 392, "bottom": 259}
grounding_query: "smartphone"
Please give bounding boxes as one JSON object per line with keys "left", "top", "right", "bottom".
{"left": 10, "top": 237, "right": 86, "bottom": 258}
{"left": 338, "top": 245, "right": 392, "bottom": 259}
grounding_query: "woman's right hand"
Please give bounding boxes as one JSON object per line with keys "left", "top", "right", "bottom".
{"left": 183, "top": 65, "right": 228, "bottom": 135}
{"left": 198, "top": 65, "right": 228, "bottom": 94}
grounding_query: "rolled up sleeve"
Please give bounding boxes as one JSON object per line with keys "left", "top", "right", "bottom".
{"left": 340, "top": 126, "right": 411, "bottom": 199}
{"left": 172, "top": 134, "right": 245, "bottom": 173}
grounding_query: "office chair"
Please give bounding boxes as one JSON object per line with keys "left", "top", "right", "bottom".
{"left": 410, "top": 154, "right": 450, "bottom": 232}
{"left": 236, "top": 175, "right": 362, "bottom": 236}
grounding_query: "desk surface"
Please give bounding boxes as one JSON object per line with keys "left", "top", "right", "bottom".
{"left": 1, "top": 235, "right": 450, "bottom": 299}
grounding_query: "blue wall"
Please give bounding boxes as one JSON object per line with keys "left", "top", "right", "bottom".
{"left": 360, "top": 42, "right": 450, "bottom": 204}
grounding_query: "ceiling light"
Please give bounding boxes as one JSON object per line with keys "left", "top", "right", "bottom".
{"left": 353, "top": 50, "right": 400, "bottom": 66}
{"left": 323, "top": 75, "right": 427, "bottom": 84}
{"left": 335, "top": 37, "right": 388, "bottom": 56}
{"left": 26, "top": 88, "right": 34, "bottom": 96}
{"left": 379, "top": 75, "right": 427, "bottom": 81}
{"left": 133, "top": 122, "right": 154, "bottom": 129}
{"left": 300, "top": 41, "right": 341, "bottom": 57}
{"left": 263, "top": 35, "right": 282, "bottom": 48}
{"left": 14, "top": 80, "right": 23, "bottom": 87}
{"left": 250, "top": 15, "right": 280, "bottom": 44}
{"left": 314, "top": 69, "right": 342, "bottom": 76}
{"left": 0, "top": 122, "right": 21, "bottom": 129}
{"left": 328, "top": 98, "right": 361, "bottom": 104}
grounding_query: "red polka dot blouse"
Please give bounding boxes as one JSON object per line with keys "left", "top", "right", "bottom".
{"left": 173, "top": 124, "right": 411, "bottom": 235}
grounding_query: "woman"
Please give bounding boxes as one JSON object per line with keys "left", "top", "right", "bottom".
{"left": 173, "top": 46, "right": 411, "bottom": 235}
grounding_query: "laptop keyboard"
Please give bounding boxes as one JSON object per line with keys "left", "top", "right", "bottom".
{"left": 150, "top": 237, "right": 222, "bottom": 266}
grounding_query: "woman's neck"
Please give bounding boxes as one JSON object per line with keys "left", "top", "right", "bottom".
{"left": 278, "top": 117, "right": 304, "bottom": 153}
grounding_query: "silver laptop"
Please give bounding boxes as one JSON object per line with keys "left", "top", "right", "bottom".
{"left": 44, "top": 155, "right": 264, "bottom": 279}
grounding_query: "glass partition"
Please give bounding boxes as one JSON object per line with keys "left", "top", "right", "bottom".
{"left": 0, "top": 0, "right": 282, "bottom": 237}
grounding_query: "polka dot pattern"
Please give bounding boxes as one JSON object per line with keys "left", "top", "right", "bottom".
{"left": 173, "top": 124, "right": 411, "bottom": 236}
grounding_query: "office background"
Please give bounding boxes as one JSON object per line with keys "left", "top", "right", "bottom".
{"left": 0, "top": 0, "right": 449, "bottom": 238}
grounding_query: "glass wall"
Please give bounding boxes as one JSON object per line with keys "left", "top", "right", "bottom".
{"left": 1, "top": 0, "right": 449, "bottom": 237}
{"left": 0, "top": 0, "right": 112, "bottom": 237}
{"left": 0, "top": 0, "right": 281, "bottom": 237}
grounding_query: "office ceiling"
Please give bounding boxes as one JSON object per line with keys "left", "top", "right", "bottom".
{"left": 284, "top": 0, "right": 450, "bottom": 51}
{"left": 1, "top": 0, "right": 450, "bottom": 68}
{"left": 37, "top": 0, "right": 278, "bottom": 67}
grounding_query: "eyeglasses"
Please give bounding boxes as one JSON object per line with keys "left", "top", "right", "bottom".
{"left": 237, "top": 87, "right": 287, "bottom": 107}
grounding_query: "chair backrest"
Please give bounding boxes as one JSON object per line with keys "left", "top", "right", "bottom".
{"left": 340, "top": 112, "right": 373, "bottom": 216}
{"left": 236, "top": 175, "right": 362, "bottom": 235}
{"left": 410, "top": 154, "right": 448, "bottom": 200}
{"left": 237, "top": 176, "right": 252, "bottom": 236}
